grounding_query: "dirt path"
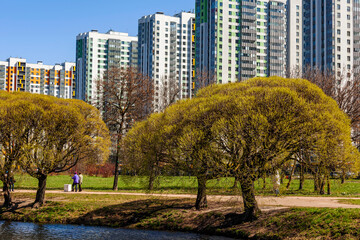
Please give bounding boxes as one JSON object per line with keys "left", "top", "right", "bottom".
{"left": 10, "top": 189, "right": 360, "bottom": 209}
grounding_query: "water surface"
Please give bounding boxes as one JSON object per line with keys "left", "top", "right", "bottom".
{"left": 0, "top": 221, "right": 235, "bottom": 240}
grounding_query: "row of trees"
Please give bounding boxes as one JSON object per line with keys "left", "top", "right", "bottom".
{"left": 123, "top": 77, "right": 359, "bottom": 220}
{"left": 0, "top": 92, "right": 110, "bottom": 208}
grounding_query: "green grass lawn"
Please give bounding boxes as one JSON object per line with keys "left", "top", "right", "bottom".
{"left": 12, "top": 174, "right": 360, "bottom": 196}
{"left": 261, "top": 208, "right": 360, "bottom": 239}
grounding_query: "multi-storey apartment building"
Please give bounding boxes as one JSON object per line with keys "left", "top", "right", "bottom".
{"left": 75, "top": 30, "right": 138, "bottom": 103}
{"left": 353, "top": 0, "right": 360, "bottom": 74}
{"left": 0, "top": 58, "right": 75, "bottom": 99}
{"left": 288, "top": 0, "right": 358, "bottom": 76}
{"left": 287, "top": 0, "right": 304, "bottom": 71}
{"left": 195, "top": 0, "right": 287, "bottom": 85}
{"left": 138, "top": 12, "right": 196, "bottom": 111}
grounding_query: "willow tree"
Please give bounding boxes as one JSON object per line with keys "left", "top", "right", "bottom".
{"left": 0, "top": 92, "right": 42, "bottom": 207}
{"left": 18, "top": 94, "right": 110, "bottom": 207}
{"left": 290, "top": 67, "right": 360, "bottom": 148}
{"left": 124, "top": 113, "right": 168, "bottom": 190}
{"left": 125, "top": 97, "right": 228, "bottom": 209}
{"left": 196, "top": 77, "right": 352, "bottom": 220}
{"left": 163, "top": 98, "right": 228, "bottom": 210}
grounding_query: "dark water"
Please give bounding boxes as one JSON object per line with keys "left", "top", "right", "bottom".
{"left": 0, "top": 221, "right": 235, "bottom": 240}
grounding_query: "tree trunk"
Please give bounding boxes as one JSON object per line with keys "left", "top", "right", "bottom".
{"left": 195, "top": 176, "right": 207, "bottom": 210}
{"left": 286, "top": 162, "right": 297, "bottom": 190}
{"left": 319, "top": 174, "right": 325, "bottom": 195}
{"left": 148, "top": 167, "right": 155, "bottom": 191}
{"left": 314, "top": 171, "right": 319, "bottom": 192}
{"left": 280, "top": 171, "right": 285, "bottom": 184}
{"left": 33, "top": 174, "right": 47, "bottom": 207}
{"left": 341, "top": 170, "right": 346, "bottom": 184}
{"left": 239, "top": 175, "right": 261, "bottom": 220}
{"left": 262, "top": 173, "right": 267, "bottom": 190}
{"left": 232, "top": 176, "right": 239, "bottom": 189}
{"left": 2, "top": 182, "right": 12, "bottom": 208}
{"left": 327, "top": 175, "right": 331, "bottom": 195}
{"left": 113, "top": 143, "right": 121, "bottom": 191}
{"left": 299, "top": 163, "right": 305, "bottom": 190}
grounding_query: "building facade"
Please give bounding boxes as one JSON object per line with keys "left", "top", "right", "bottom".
{"left": 0, "top": 58, "right": 75, "bottom": 99}
{"left": 287, "top": 0, "right": 304, "bottom": 72}
{"left": 75, "top": 30, "right": 138, "bottom": 103}
{"left": 195, "top": 0, "right": 287, "bottom": 85}
{"left": 353, "top": 0, "right": 360, "bottom": 73}
{"left": 138, "top": 12, "right": 196, "bottom": 111}
{"left": 288, "top": 0, "right": 357, "bottom": 77}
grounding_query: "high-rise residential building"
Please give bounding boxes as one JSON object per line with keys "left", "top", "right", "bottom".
{"left": 75, "top": 30, "right": 138, "bottom": 103}
{"left": 287, "top": 0, "right": 303, "bottom": 71}
{"left": 353, "top": 0, "right": 360, "bottom": 74}
{"left": 288, "top": 0, "right": 357, "bottom": 76}
{"left": 195, "top": 0, "right": 287, "bottom": 85}
{"left": 138, "top": 12, "right": 196, "bottom": 111}
{"left": 0, "top": 58, "right": 75, "bottom": 99}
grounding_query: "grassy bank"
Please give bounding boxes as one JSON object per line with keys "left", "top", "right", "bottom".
{"left": 13, "top": 174, "right": 360, "bottom": 196}
{"left": 1, "top": 192, "right": 360, "bottom": 239}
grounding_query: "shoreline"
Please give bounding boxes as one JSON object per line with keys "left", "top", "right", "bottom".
{"left": 1, "top": 192, "right": 360, "bottom": 239}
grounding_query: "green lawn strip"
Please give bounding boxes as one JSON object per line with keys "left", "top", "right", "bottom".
{"left": 3, "top": 192, "right": 360, "bottom": 239}
{"left": 260, "top": 208, "right": 360, "bottom": 239}
{"left": 12, "top": 174, "right": 360, "bottom": 196}
{"left": 338, "top": 199, "right": 360, "bottom": 205}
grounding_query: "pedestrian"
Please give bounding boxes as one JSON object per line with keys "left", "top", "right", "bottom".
{"left": 9, "top": 175, "right": 15, "bottom": 192}
{"left": 79, "top": 172, "right": 83, "bottom": 192}
{"left": 72, "top": 172, "right": 80, "bottom": 192}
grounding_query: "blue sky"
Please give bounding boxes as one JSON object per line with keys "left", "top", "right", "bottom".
{"left": 0, "top": 0, "right": 195, "bottom": 65}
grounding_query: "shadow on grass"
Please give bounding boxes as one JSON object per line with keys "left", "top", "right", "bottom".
{"left": 73, "top": 198, "right": 275, "bottom": 239}
{"left": 0, "top": 200, "right": 33, "bottom": 215}
{"left": 74, "top": 199, "right": 194, "bottom": 228}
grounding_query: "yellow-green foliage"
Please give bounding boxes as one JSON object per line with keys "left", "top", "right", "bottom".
{"left": 126, "top": 76, "right": 356, "bottom": 179}
{"left": 0, "top": 91, "right": 111, "bottom": 179}
{"left": 125, "top": 76, "right": 357, "bottom": 217}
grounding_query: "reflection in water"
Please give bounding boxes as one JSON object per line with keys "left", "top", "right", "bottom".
{"left": 0, "top": 221, "right": 235, "bottom": 240}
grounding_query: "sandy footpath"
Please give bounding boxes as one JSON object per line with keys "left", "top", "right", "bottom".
{"left": 9, "top": 189, "right": 360, "bottom": 209}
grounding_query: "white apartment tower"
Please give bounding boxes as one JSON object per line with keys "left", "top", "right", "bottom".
{"left": 288, "top": 0, "right": 303, "bottom": 71}
{"left": 75, "top": 30, "right": 138, "bottom": 103}
{"left": 138, "top": 12, "right": 196, "bottom": 111}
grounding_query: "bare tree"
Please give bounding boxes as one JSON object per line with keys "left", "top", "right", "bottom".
{"left": 96, "top": 66, "right": 153, "bottom": 190}
{"left": 156, "top": 76, "right": 181, "bottom": 112}
{"left": 194, "top": 68, "right": 217, "bottom": 94}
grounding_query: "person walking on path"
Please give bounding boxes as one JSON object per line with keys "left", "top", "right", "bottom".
{"left": 9, "top": 175, "right": 15, "bottom": 192}
{"left": 79, "top": 173, "right": 83, "bottom": 192}
{"left": 72, "top": 172, "right": 80, "bottom": 192}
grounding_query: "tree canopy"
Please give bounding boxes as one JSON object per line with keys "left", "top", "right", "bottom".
{"left": 124, "top": 77, "right": 356, "bottom": 220}
{"left": 0, "top": 92, "right": 110, "bottom": 207}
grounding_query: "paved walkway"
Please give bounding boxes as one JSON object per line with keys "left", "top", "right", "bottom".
{"left": 9, "top": 190, "right": 360, "bottom": 209}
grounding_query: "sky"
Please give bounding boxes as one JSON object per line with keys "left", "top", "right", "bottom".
{"left": 0, "top": 0, "right": 195, "bottom": 65}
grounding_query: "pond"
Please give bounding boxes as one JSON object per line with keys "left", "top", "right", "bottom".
{"left": 0, "top": 221, "right": 236, "bottom": 240}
